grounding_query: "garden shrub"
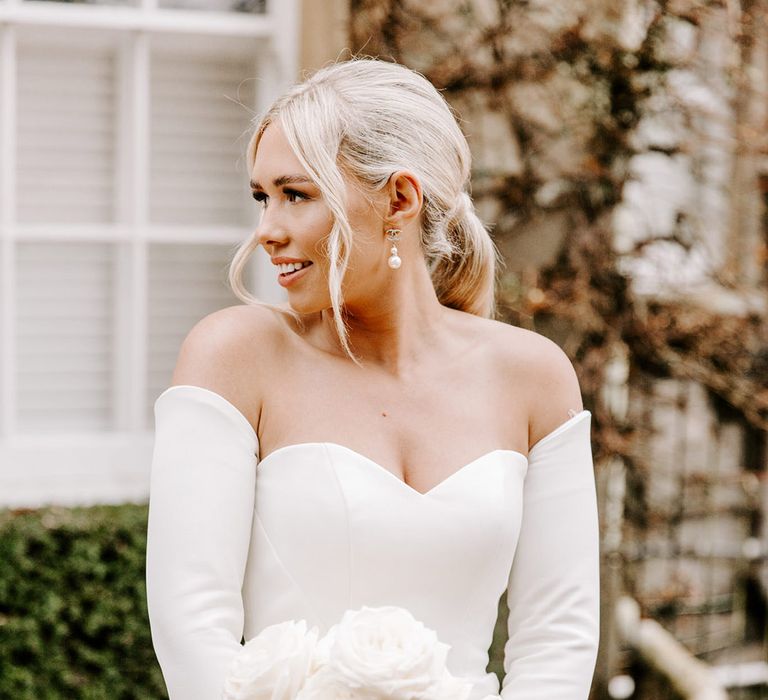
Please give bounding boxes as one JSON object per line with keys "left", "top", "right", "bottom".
{"left": 0, "top": 504, "right": 167, "bottom": 699}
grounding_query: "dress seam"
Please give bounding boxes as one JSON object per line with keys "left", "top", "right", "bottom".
{"left": 251, "top": 512, "right": 326, "bottom": 628}
{"left": 323, "top": 443, "right": 354, "bottom": 611}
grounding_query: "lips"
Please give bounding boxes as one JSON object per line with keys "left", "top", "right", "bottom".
{"left": 277, "top": 262, "right": 312, "bottom": 288}
{"left": 275, "top": 260, "right": 312, "bottom": 274}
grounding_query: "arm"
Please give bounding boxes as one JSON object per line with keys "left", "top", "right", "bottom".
{"left": 499, "top": 410, "right": 600, "bottom": 699}
{"left": 146, "top": 384, "right": 258, "bottom": 700}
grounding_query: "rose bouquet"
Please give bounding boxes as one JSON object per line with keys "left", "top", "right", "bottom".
{"left": 222, "top": 606, "right": 473, "bottom": 700}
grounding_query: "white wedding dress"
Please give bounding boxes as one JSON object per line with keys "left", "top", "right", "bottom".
{"left": 146, "top": 384, "right": 600, "bottom": 700}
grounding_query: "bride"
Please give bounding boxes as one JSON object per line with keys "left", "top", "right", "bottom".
{"left": 146, "top": 58, "right": 600, "bottom": 700}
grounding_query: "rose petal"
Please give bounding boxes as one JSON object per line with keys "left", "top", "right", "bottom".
{"left": 222, "top": 620, "right": 318, "bottom": 700}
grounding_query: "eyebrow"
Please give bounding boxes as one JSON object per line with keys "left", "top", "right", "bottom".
{"left": 250, "top": 175, "right": 314, "bottom": 191}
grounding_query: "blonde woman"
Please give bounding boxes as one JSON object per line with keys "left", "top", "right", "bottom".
{"left": 146, "top": 58, "right": 600, "bottom": 700}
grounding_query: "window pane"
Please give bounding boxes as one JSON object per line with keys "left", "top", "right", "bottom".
{"left": 27, "top": 0, "right": 137, "bottom": 7}
{"left": 17, "top": 43, "right": 117, "bottom": 224}
{"left": 149, "top": 52, "right": 255, "bottom": 226}
{"left": 157, "top": 0, "right": 266, "bottom": 14}
{"left": 147, "top": 242, "right": 242, "bottom": 422}
{"left": 16, "top": 241, "right": 116, "bottom": 433}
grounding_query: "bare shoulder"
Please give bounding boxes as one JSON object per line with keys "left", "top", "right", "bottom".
{"left": 459, "top": 314, "right": 583, "bottom": 449}
{"left": 169, "top": 303, "right": 287, "bottom": 426}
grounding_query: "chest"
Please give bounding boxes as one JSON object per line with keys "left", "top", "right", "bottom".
{"left": 255, "top": 351, "right": 528, "bottom": 495}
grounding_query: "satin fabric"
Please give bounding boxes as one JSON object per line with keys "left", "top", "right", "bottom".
{"left": 146, "top": 384, "right": 599, "bottom": 700}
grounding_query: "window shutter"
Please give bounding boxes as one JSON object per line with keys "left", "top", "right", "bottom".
{"left": 16, "top": 241, "right": 116, "bottom": 433}
{"left": 149, "top": 53, "right": 255, "bottom": 227}
{"left": 16, "top": 44, "right": 116, "bottom": 224}
{"left": 146, "top": 242, "right": 241, "bottom": 420}
{"left": 0, "top": 3, "right": 296, "bottom": 507}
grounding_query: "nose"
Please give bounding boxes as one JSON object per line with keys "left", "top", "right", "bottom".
{"left": 255, "top": 209, "right": 289, "bottom": 250}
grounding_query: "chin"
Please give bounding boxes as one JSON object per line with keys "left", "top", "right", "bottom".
{"left": 285, "top": 294, "right": 331, "bottom": 316}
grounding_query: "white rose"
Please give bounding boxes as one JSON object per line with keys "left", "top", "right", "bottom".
{"left": 311, "top": 605, "right": 472, "bottom": 700}
{"left": 222, "top": 619, "right": 319, "bottom": 700}
{"left": 419, "top": 672, "right": 475, "bottom": 700}
{"left": 306, "top": 626, "right": 333, "bottom": 677}
{"left": 295, "top": 665, "right": 374, "bottom": 700}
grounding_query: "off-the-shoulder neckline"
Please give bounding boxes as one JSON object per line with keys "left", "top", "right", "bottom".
{"left": 154, "top": 384, "right": 591, "bottom": 460}
{"left": 155, "top": 384, "right": 258, "bottom": 442}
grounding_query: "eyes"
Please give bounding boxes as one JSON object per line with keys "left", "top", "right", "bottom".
{"left": 251, "top": 188, "right": 310, "bottom": 207}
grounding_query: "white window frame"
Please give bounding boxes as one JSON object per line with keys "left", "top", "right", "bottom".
{"left": 0, "top": 0, "right": 294, "bottom": 507}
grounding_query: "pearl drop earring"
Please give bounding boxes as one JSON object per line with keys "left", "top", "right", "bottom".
{"left": 386, "top": 228, "right": 402, "bottom": 269}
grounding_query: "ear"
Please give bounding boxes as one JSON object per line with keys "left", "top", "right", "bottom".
{"left": 384, "top": 170, "right": 423, "bottom": 228}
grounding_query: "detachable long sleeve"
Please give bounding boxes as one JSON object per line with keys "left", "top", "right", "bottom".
{"left": 146, "top": 384, "right": 259, "bottom": 700}
{"left": 500, "top": 410, "right": 600, "bottom": 699}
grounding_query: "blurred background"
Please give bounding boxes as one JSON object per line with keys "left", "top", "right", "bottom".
{"left": 0, "top": 0, "right": 767, "bottom": 698}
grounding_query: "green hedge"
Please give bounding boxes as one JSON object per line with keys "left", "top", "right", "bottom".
{"left": 0, "top": 504, "right": 167, "bottom": 700}
{"left": 0, "top": 504, "right": 508, "bottom": 699}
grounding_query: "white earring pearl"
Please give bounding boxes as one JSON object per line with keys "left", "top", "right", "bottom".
{"left": 386, "top": 228, "right": 402, "bottom": 270}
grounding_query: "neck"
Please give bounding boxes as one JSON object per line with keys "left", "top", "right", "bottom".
{"left": 319, "top": 258, "right": 447, "bottom": 377}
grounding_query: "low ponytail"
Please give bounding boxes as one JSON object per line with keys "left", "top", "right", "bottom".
{"left": 427, "top": 192, "right": 501, "bottom": 319}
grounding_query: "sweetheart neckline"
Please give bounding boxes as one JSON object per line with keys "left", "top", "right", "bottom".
{"left": 256, "top": 442, "right": 528, "bottom": 498}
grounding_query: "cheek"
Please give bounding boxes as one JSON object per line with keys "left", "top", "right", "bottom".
{"left": 299, "top": 203, "right": 333, "bottom": 229}
{"left": 295, "top": 205, "right": 333, "bottom": 253}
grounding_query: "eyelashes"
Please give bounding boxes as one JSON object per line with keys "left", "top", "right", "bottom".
{"left": 252, "top": 189, "right": 310, "bottom": 206}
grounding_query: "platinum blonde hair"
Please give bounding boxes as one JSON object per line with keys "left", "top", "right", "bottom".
{"left": 229, "top": 58, "right": 501, "bottom": 363}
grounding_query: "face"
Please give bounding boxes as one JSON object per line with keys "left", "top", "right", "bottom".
{"left": 250, "top": 122, "right": 390, "bottom": 315}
